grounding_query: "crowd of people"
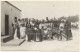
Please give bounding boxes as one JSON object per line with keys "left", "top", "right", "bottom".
{"left": 12, "top": 17, "right": 72, "bottom": 42}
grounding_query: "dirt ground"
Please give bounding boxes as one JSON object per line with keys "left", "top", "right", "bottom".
{"left": 1, "top": 29, "right": 79, "bottom": 52}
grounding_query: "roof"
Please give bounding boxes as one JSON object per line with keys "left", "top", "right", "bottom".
{"left": 5, "top": 1, "right": 22, "bottom": 11}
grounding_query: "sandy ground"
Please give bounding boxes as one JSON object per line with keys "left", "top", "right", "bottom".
{"left": 1, "top": 29, "right": 79, "bottom": 52}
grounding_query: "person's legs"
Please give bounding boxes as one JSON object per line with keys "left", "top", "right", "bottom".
{"left": 45, "top": 34, "right": 48, "bottom": 40}
{"left": 30, "top": 34, "right": 33, "bottom": 41}
{"left": 60, "top": 34, "right": 62, "bottom": 40}
{"left": 52, "top": 32, "right": 55, "bottom": 39}
{"left": 13, "top": 28, "right": 15, "bottom": 38}
{"left": 34, "top": 34, "right": 36, "bottom": 41}
{"left": 57, "top": 34, "right": 60, "bottom": 40}
{"left": 44, "top": 34, "right": 46, "bottom": 40}
{"left": 66, "top": 35, "right": 69, "bottom": 41}
{"left": 56, "top": 33, "right": 59, "bottom": 40}
{"left": 32, "top": 33, "right": 34, "bottom": 41}
{"left": 17, "top": 27, "right": 20, "bottom": 39}
{"left": 69, "top": 30, "right": 72, "bottom": 40}
{"left": 59, "top": 31, "right": 62, "bottom": 41}
{"left": 65, "top": 30, "right": 70, "bottom": 41}
{"left": 28, "top": 34, "right": 31, "bottom": 41}
{"left": 27, "top": 35, "right": 29, "bottom": 41}
{"left": 31, "top": 35, "right": 34, "bottom": 41}
{"left": 51, "top": 34, "right": 53, "bottom": 39}
{"left": 40, "top": 35, "right": 42, "bottom": 41}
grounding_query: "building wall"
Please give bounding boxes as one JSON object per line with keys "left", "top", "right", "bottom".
{"left": 1, "top": 1, "right": 21, "bottom": 35}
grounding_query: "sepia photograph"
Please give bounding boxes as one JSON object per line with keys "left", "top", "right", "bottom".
{"left": 1, "top": 1, "right": 80, "bottom": 52}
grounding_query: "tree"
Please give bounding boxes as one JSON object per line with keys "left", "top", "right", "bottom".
{"left": 68, "top": 15, "right": 79, "bottom": 22}
{"left": 58, "top": 16, "right": 66, "bottom": 21}
{"left": 46, "top": 17, "right": 49, "bottom": 21}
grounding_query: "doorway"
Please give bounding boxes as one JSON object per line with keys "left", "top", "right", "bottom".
{"left": 5, "top": 15, "right": 9, "bottom": 35}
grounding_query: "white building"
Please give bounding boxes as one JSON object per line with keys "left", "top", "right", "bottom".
{"left": 1, "top": 1, "right": 22, "bottom": 36}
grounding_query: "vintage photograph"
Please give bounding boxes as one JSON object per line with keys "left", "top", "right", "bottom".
{"left": 1, "top": 1, "right": 79, "bottom": 52}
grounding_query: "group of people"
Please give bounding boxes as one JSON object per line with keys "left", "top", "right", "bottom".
{"left": 12, "top": 17, "right": 72, "bottom": 42}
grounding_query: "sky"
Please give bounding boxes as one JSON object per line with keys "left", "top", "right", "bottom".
{"left": 9, "top": 1, "right": 80, "bottom": 20}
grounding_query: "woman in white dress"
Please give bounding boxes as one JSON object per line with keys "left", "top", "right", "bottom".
{"left": 20, "top": 21, "right": 28, "bottom": 40}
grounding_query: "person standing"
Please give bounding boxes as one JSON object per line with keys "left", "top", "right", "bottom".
{"left": 12, "top": 18, "right": 18, "bottom": 39}
{"left": 20, "top": 23, "right": 27, "bottom": 39}
{"left": 59, "top": 19, "right": 66, "bottom": 41}
{"left": 64, "top": 19, "right": 72, "bottom": 41}
{"left": 26, "top": 22, "right": 33, "bottom": 42}
{"left": 40, "top": 26, "right": 45, "bottom": 41}
{"left": 17, "top": 19, "right": 21, "bottom": 39}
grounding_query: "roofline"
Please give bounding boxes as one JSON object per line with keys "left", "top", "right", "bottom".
{"left": 5, "top": 1, "right": 22, "bottom": 12}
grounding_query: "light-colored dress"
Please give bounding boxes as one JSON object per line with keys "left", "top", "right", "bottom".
{"left": 14, "top": 28, "right": 18, "bottom": 39}
{"left": 59, "top": 23, "right": 64, "bottom": 31}
{"left": 20, "top": 27, "right": 28, "bottom": 40}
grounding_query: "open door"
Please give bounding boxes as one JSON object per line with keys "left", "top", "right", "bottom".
{"left": 5, "top": 15, "right": 9, "bottom": 35}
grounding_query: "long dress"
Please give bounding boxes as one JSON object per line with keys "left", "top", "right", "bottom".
{"left": 64, "top": 20, "right": 72, "bottom": 40}
{"left": 26, "top": 28, "right": 33, "bottom": 41}
{"left": 20, "top": 26, "right": 27, "bottom": 39}
{"left": 14, "top": 28, "right": 18, "bottom": 39}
